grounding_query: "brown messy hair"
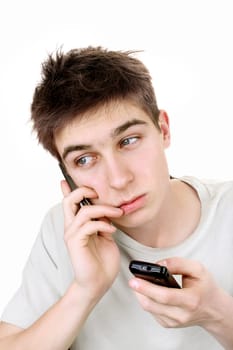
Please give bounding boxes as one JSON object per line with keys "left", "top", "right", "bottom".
{"left": 31, "top": 46, "right": 160, "bottom": 160}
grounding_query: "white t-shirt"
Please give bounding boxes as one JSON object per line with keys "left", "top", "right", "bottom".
{"left": 2, "top": 176, "right": 233, "bottom": 349}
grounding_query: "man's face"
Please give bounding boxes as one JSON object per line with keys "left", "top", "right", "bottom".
{"left": 55, "top": 100, "right": 171, "bottom": 231}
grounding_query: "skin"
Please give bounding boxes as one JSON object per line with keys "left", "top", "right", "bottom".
{"left": 55, "top": 99, "right": 233, "bottom": 345}
{"left": 56, "top": 99, "right": 201, "bottom": 247}
{"left": 0, "top": 99, "right": 232, "bottom": 349}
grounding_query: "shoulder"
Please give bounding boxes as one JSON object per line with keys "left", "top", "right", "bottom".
{"left": 33, "top": 203, "right": 65, "bottom": 256}
{"left": 42, "top": 202, "right": 64, "bottom": 234}
{"left": 180, "top": 176, "right": 233, "bottom": 200}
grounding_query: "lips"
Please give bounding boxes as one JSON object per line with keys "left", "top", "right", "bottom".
{"left": 118, "top": 194, "right": 146, "bottom": 215}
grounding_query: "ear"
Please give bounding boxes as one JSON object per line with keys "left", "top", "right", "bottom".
{"left": 158, "top": 110, "right": 171, "bottom": 148}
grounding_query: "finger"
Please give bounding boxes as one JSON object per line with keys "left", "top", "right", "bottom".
{"left": 65, "top": 219, "right": 117, "bottom": 242}
{"left": 62, "top": 185, "right": 98, "bottom": 202}
{"left": 156, "top": 257, "right": 205, "bottom": 279}
{"left": 154, "top": 314, "right": 180, "bottom": 328}
{"left": 65, "top": 205, "right": 122, "bottom": 237}
{"left": 74, "top": 205, "right": 123, "bottom": 225}
{"left": 60, "top": 180, "right": 71, "bottom": 196}
{"left": 134, "top": 291, "right": 183, "bottom": 326}
{"left": 134, "top": 291, "right": 199, "bottom": 328}
{"left": 129, "top": 276, "right": 201, "bottom": 315}
{"left": 62, "top": 187, "right": 99, "bottom": 226}
{"left": 62, "top": 193, "right": 80, "bottom": 226}
{"left": 129, "top": 277, "right": 183, "bottom": 306}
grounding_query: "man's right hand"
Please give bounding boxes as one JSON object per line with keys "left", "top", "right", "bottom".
{"left": 61, "top": 180, "right": 123, "bottom": 302}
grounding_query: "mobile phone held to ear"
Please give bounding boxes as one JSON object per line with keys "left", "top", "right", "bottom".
{"left": 129, "top": 260, "right": 181, "bottom": 289}
{"left": 59, "top": 163, "right": 92, "bottom": 207}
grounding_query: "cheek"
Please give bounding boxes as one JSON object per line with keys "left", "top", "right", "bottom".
{"left": 138, "top": 144, "right": 165, "bottom": 167}
{"left": 77, "top": 172, "right": 106, "bottom": 199}
{"left": 91, "top": 180, "right": 105, "bottom": 197}
{"left": 137, "top": 148, "right": 168, "bottom": 180}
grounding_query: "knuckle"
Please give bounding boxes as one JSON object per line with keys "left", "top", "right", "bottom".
{"left": 195, "top": 261, "right": 206, "bottom": 276}
{"left": 187, "top": 293, "right": 201, "bottom": 312}
{"left": 176, "top": 311, "right": 191, "bottom": 325}
{"left": 160, "top": 318, "right": 178, "bottom": 328}
{"left": 157, "top": 290, "right": 171, "bottom": 305}
{"left": 165, "top": 321, "right": 177, "bottom": 328}
{"left": 161, "top": 295, "right": 170, "bottom": 305}
{"left": 140, "top": 297, "right": 152, "bottom": 312}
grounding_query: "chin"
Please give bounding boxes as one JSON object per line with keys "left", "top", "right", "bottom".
{"left": 113, "top": 209, "right": 150, "bottom": 230}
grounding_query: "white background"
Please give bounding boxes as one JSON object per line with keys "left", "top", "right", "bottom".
{"left": 0, "top": 0, "right": 233, "bottom": 314}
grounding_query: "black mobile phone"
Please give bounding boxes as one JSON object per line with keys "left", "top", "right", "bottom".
{"left": 59, "top": 163, "right": 92, "bottom": 206}
{"left": 129, "top": 260, "right": 181, "bottom": 289}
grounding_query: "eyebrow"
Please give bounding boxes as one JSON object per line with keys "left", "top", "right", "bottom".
{"left": 111, "top": 118, "right": 147, "bottom": 137}
{"left": 62, "top": 118, "right": 147, "bottom": 160}
{"left": 62, "top": 144, "right": 92, "bottom": 160}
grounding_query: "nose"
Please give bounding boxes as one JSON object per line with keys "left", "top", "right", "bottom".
{"left": 105, "top": 155, "right": 134, "bottom": 190}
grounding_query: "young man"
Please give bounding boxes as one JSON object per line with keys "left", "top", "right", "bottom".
{"left": 0, "top": 46, "right": 233, "bottom": 350}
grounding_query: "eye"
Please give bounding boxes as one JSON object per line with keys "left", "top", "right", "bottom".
{"left": 75, "top": 155, "right": 95, "bottom": 167}
{"left": 120, "top": 136, "right": 139, "bottom": 148}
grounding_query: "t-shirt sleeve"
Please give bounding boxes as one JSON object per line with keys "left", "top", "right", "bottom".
{"left": 1, "top": 204, "right": 72, "bottom": 329}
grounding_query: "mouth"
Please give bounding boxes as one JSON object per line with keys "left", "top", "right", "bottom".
{"left": 118, "top": 194, "right": 146, "bottom": 215}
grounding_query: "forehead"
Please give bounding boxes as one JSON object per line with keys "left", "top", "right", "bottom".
{"left": 55, "top": 100, "right": 153, "bottom": 154}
